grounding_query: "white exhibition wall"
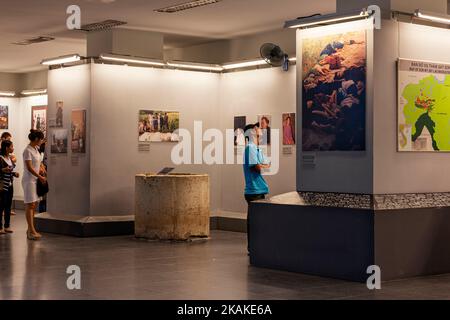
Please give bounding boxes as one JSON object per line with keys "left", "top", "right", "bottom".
{"left": 373, "top": 21, "right": 450, "bottom": 194}
{"left": 88, "top": 64, "right": 296, "bottom": 216}
{"left": 0, "top": 95, "right": 47, "bottom": 201}
{"left": 46, "top": 62, "right": 296, "bottom": 217}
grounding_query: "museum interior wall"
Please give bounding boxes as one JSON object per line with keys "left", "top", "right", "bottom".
{"left": 44, "top": 61, "right": 296, "bottom": 217}
{"left": 373, "top": 20, "right": 450, "bottom": 194}
{"left": 47, "top": 64, "right": 90, "bottom": 216}
{"left": 0, "top": 95, "right": 47, "bottom": 201}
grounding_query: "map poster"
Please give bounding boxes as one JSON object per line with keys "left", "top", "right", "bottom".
{"left": 398, "top": 59, "right": 450, "bottom": 152}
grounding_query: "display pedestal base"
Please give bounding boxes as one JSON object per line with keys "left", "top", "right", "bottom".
{"left": 35, "top": 213, "right": 134, "bottom": 237}
{"left": 135, "top": 173, "right": 210, "bottom": 241}
{"left": 249, "top": 192, "right": 450, "bottom": 282}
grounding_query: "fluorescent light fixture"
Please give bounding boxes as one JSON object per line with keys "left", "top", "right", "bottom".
{"left": 155, "top": 0, "right": 222, "bottom": 13}
{"left": 0, "top": 91, "right": 16, "bottom": 97}
{"left": 167, "top": 61, "right": 223, "bottom": 72}
{"left": 222, "top": 59, "right": 268, "bottom": 70}
{"left": 285, "top": 10, "right": 370, "bottom": 29}
{"left": 21, "top": 89, "right": 47, "bottom": 96}
{"left": 41, "top": 54, "right": 81, "bottom": 66}
{"left": 100, "top": 54, "right": 166, "bottom": 67}
{"left": 415, "top": 9, "right": 450, "bottom": 25}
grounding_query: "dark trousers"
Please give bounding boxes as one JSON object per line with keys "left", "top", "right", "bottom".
{"left": 245, "top": 194, "right": 266, "bottom": 253}
{"left": 0, "top": 186, "right": 13, "bottom": 229}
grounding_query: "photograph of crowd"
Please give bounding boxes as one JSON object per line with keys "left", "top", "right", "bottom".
{"left": 50, "top": 129, "right": 68, "bottom": 154}
{"left": 302, "top": 30, "right": 366, "bottom": 151}
{"left": 32, "top": 106, "right": 47, "bottom": 138}
{"left": 138, "top": 110, "right": 180, "bottom": 142}
{"left": 0, "top": 105, "right": 8, "bottom": 129}
{"left": 71, "top": 109, "right": 86, "bottom": 153}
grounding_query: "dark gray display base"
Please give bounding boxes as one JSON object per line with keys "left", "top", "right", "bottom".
{"left": 249, "top": 192, "right": 450, "bottom": 282}
{"left": 35, "top": 213, "right": 135, "bottom": 237}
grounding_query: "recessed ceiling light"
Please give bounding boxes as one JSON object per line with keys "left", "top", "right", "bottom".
{"left": 12, "top": 36, "right": 55, "bottom": 46}
{"left": 155, "top": 0, "right": 222, "bottom": 13}
{"left": 80, "top": 20, "right": 127, "bottom": 32}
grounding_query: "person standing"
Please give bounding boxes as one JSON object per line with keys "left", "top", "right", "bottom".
{"left": 1, "top": 132, "right": 17, "bottom": 216}
{"left": 0, "top": 140, "right": 19, "bottom": 234}
{"left": 243, "top": 123, "right": 271, "bottom": 254}
{"left": 22, "top": 130, "right": 46, "bottom": 240}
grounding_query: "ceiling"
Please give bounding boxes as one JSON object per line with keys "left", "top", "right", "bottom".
{"left": 0, "top": 0, "right": 336, "bottom": 73}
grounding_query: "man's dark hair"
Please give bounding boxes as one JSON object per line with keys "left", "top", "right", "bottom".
{"left": 244, "top": 122, "right": 260, "bottom": 142}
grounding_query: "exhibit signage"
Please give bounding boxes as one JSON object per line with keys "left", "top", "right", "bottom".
{"left": 398, "top": 59, "right": 450, "bottom": 152}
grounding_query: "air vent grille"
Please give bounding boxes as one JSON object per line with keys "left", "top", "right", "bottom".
{"left": 155, "top": 0, "right": 222, "bottom": 13}
{"left": 80, "top": 20, "right": 127, "bottom": 32}
{"left": 12, "top": 36, "right": 55, "bottom": 46}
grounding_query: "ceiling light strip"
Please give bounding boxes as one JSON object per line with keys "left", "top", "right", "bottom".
{"left": 41, "top": 54, "right": 81, "bottom": 66}
{"left": 167, "top": 61, "right": 223, "bottom": 72}
{"left": 415, "top": 9, "right": 450, "bottom": 24}
{"left": 21, "top": 89, "right": 47, "bottom": 96}
{"left": 100, "top": 54, "right": 166, "bottom": 67}
{"left": 0, "top": 91, "right": 16, "bottom": 97}
{"left": 222, "top": 59, "right": 268, "bottom": 70}
{"left": 285, "top": 9, "right": 370, "bottom": 29}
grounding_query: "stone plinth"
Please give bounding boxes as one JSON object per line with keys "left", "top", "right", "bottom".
{"left": 135, "top": 173, "right": 210, "bottom": 241}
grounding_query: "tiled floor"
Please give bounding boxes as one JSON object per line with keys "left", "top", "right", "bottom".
{"left": 1, "top": 212, "right": 450, "bottom": 300}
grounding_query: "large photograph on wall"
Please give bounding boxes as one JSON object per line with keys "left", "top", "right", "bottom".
{"left": 32, "top": 106, "right": 47, "bottom": 137}
{"left": 0, "top": 106, "right": 8, "bottom": 129}
{"left": 71, "top": 109, "right": 86, "bottom": 153}
{"left": 398, "top": 59, "right": 450, "bottom": 152}
{"left": 138, "top": 110, "right": 180, "bottom": 142}
{"left": 302, "top": 30, "right": 367, "bottom": 151}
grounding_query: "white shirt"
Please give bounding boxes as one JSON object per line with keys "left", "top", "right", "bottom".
{"left": 22, "top": 145, "right": 41, "bottom": 182}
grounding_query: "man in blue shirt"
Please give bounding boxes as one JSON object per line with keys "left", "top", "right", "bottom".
{"left": 243, "top": 122, "right": 271, "bottom": 254}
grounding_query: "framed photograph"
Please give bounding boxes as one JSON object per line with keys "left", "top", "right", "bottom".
{"left": 55, "top": 101, "right": 64, "bottom": 128}
{"left": 71, "top": 109, "right": 87, "bottom": 153}
{"left": 282, "top": 113, "right": 296, "bottom": 145}
{"left": 234, "top": 116, "right": 246, "bottom": 146}
{"left": 50, "top": 129, "right": 68, "bottom": 154}
{"left": 0, "top": 105, "right": 8, "bottom": 129}
{"left": 302, "top": 30, "right": 366, "bottom": 151}
{"left": 138, "top": 110, "right": 180, "bottom": 142}
{"left": 32, "top": 105, "right": 47, "bottom": 137}
{"left": 257, "top": 115, "right": 272, "bottom": 145}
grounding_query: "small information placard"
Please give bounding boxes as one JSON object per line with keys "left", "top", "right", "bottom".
{"left": 71, "top": 155, "right": 79, "bottom": 166}
{"left": 283, "top": 147, "right": 293, "bottom": 155}
{"left": 50, "top": 156, "right": 57, "bottom": 165}
{"left": 138, "top": 143, "right": 151, "bottom": 152}
{"left": 302, "top": 153, "right": 316, "bottom": 167}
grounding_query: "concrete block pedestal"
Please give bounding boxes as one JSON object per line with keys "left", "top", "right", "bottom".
{"left": 135, "top": 173, "right": 210, "bottom": 241}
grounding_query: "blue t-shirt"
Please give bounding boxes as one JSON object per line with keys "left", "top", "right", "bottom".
{"left": 243, "top": 142, "right": 269, "bottom": 195}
